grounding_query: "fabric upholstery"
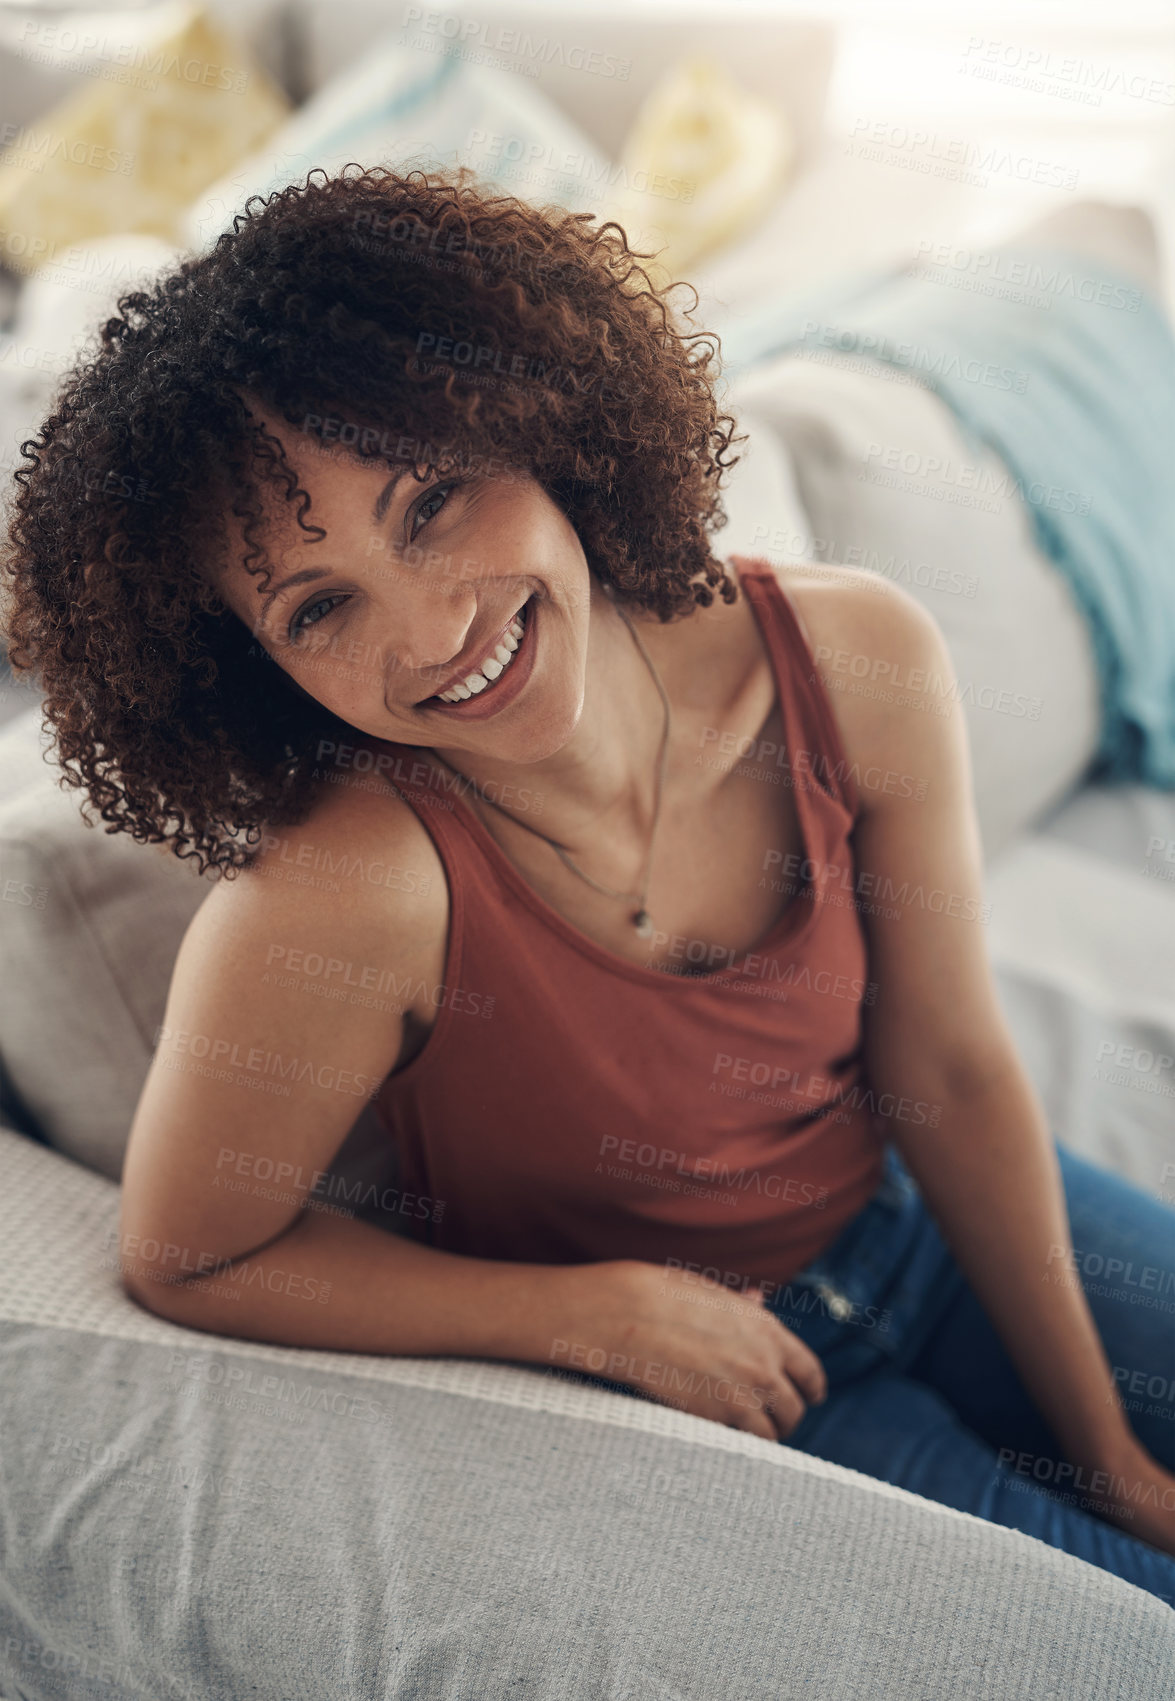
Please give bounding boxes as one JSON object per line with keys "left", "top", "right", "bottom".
{"left": 1, "top": 1126, "right": 1171, "bottom": 1701}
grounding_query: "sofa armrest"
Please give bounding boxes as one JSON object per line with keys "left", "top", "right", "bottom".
{"left": 1, "top": 1125, "right": 1171, "bottom": 1701}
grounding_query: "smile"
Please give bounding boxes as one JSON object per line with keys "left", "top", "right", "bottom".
{"left": 436, "top": 604, "right": 527, "bottom": 702}
{"left": 421, "top": 596, "right": 538, "bottom": 720}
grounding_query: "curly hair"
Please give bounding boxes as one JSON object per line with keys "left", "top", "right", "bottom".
{"left": 2, "top": 163, "right": 746, "bottom": 877}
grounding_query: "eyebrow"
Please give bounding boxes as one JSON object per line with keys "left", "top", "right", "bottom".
{"left": 257, "top": 468, "right": 416, "bottom": 612}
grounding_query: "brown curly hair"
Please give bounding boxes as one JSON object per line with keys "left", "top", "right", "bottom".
{"left": 2, "top": 163, "right": 746, "bottom": 877}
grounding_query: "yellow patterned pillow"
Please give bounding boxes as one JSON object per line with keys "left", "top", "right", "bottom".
{"left": 601, "top": 56, "right": 795, "bottom": 288}
{"left": 0, "top": 1, "right": 289, "bottom": 274}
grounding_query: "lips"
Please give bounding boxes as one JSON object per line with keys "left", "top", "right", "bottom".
{"left": 434, "top": 605, "right": 527, "bottom": 702}
{"left": 418, "top": 599, "right": 529, "bottom": 705}
{"left": 418, "top": 595, "right": 538, "bottom": 719}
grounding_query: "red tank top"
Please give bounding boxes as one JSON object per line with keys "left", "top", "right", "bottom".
{"left": 372, "top": 557, "right": 886, "bottom": 1296}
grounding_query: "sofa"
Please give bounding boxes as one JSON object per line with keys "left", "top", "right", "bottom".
{"left": 4, "top": 338, "right": 1175, "bottom": 1698}
{"left": 2, "top": 3, "right": 1174, "bottom": 1696}
{"left": 3, "top": 682, "right": 1175, "bottom": 1696}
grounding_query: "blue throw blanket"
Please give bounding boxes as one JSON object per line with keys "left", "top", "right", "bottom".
{"left": 718, "top": 245, "right": 1175, "bottom": 787}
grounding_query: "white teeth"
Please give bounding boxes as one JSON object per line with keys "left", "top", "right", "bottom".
{"left": 435, "top": 602, "right": 530, "bottom": 703}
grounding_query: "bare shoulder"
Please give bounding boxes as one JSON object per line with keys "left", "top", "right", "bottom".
{"left": 120, "top": 742, "right": 450, "bottom": 1290}
{"left": 199, "top": 735, "right": 448, "bottom": 970}
{"left": 759, "top": 559, "right": 961, "bottom": 798}
{"left": 760, "top": 558, "right": 943, "bottom": 661}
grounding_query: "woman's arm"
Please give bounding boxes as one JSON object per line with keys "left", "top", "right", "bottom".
{"left": 122, "top": 1180, "right": 608, "bottom": 1362}
{"left": 119, "top": 777, "right": 827, "bottom": 1440}
{"left": 119, "top": 792, "right": 621, "bottom": 1364}
{"left": 793, "top": 568, "right": 1172, "bottom": 1538}
{"left": 116, "top": 839, "right": 624, "bottom": 1361}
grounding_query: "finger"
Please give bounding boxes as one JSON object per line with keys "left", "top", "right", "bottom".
{"left": 757, "top": 1371, "right": 807, "bottom": 1440}
{"left": 709, "top": 1373, "right": 774, "bottom": 1433}
{"left": 774, "top": 1327, "right": 829, "bottom": 1407}
{"left": 727, "top": 1405, "right": 779, "bottom": 1444}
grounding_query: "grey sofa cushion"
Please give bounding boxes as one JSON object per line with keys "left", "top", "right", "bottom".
{"left": 1, "top": 1126, "right": 1171, "bottom": 1701}
{"left": 0, "top": 708, "right": 403, "bottom": 1211}
{"left": 0, "top": 712, "right": 212, "bottom": 1179}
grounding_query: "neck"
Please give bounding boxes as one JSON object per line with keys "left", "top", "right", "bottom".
{"left": 432, "top": 577, "right": 683, "bottom": 851}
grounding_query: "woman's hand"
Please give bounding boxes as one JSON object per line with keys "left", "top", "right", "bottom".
{"left": 561, "top": 1259, "right": 828, "bottom": 1443}
{"left": 1088, "top": 1435, "right": 1175, "bottom": 1557}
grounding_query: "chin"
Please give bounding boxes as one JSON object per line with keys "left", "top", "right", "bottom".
{"left": 463, "top": 710, "right": 580, "bottom": 767}
{"left": 449, "top": 682, "right": 584, "bottom": 765}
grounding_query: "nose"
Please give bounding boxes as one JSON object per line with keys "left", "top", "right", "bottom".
{"left": 384, "top": 575, "right": 479, "bottom": 692}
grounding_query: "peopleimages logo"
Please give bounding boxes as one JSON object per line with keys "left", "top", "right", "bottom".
{"left": 710, "top": 1053, "right": 941, "bottom": 1127}
{"left": 998, "top": 1447, "right": 1175, "bottom": 1510}
{"left": 858, "top": 443, "right": 1090, "bottom": 517}
{"left": 152, "top": 1023, "right": 385, "bottom": 1100}
{"left": 401, "top": 8, "right": 632, "bottom": 81}
{"left": 845, "top": 118, "right": 1079, "bottom": 191}
{"left": 597, "top": 1134, "right": 830, "bottom": 1205}
{"left": 908, "top": 239, "right": 1142, "bottom": 311}
{"left": 761, "top": 849, "right": 992, "bottom": 924}
{"left": 798, "top": 318, "right": 1029, "bottom": 391}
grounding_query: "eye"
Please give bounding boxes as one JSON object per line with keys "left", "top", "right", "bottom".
{"left": 409, "top": 478, "right": 463, "bottom": 538}
{"left": 288, "top": 592, "right": 348, "bottom": 643}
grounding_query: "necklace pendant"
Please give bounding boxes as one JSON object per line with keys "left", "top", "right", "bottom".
{"left": 632, "top": 908, "right": 654, "bottom": 939}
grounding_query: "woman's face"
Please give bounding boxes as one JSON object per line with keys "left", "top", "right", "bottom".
{"left": 212, "top": 405, "right": 597, "bottom": 766}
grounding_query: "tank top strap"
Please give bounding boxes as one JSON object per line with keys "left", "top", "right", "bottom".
{"left": 730, "top": 555, "right": 862, "bottom": 822}
{"left": 354, "top": 742, "right": 503, "bottom": 902}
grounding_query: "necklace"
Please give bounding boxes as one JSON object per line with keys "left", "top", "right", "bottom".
{"left": 432, "top": 596, "right": 672, "bottom": 939}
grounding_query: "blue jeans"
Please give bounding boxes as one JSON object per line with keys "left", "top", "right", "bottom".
{"left": 766, "top": 1139, "right": 1175, "bottom": 1608}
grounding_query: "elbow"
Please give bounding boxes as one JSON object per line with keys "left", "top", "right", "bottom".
{"left": 119, "top": 1262, "right": 202, "bottom": 1321}
{"left": 119, "top": 1264, "right": 167, "bottom": 1316}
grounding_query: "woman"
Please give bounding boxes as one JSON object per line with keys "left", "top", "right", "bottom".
{"left": 5, "top": 165, "right": 1173, "bottom": 1603}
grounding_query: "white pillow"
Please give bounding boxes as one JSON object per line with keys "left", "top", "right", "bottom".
{"left": 731, "top": 349, "right": 1102, "bottom": 861}
{"left": 712, "top": 392, "right": 813, "bottom": 571}
{"left": 183, "top": 35, "right": 613, "bottom": 249}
